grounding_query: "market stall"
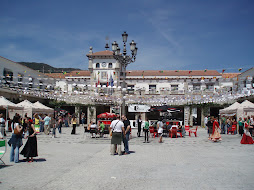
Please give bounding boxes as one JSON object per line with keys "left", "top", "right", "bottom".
{"left": 0, "top": 96, "right": 23, "bottom": 118}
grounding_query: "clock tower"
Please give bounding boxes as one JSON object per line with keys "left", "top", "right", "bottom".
{"left": 86, "top": 46, "right": 120, "bottom": 87}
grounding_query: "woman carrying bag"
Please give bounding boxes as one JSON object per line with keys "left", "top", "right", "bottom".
{"left": 21, "top": 118, "right": 38, "bottom": 162}
{"left": 8, "top": 115, "right": 23, "bottom": 163}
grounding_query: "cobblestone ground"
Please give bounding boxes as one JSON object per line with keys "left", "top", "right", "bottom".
{"left": 1, "top": 126, "right": 254, "bottom": 190}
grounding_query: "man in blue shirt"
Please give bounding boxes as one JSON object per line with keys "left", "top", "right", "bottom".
{"left": 43, "top": 114, "right": 51, "bottom": 135}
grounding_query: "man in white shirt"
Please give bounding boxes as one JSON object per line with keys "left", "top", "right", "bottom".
{"left": 204, "top": 116, "right": 208, "bottom": 129}
{"left": 90, "top": 121, "right": 98, "bottom": 138}
{"left": 110, "top": 115, "right": 125, "bottom": 156}
{"left": 0, "top": 113, "right": 5, "bottom": 139}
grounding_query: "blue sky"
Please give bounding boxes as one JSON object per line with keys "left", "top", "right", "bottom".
{"left": 0, "top": 0, "right": 253, "bottom": 72}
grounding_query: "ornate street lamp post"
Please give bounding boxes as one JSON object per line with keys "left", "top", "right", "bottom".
{"left": 112, "top": 31, "right": 138, "bottom": 116}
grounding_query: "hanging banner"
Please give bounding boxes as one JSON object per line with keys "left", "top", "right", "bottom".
{"left": 128, "top": 104, "right": 150, "bottom": 112}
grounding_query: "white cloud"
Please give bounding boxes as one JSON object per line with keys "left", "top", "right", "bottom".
{"left": 140, "top": 8, "right": 182, "bottom": 54}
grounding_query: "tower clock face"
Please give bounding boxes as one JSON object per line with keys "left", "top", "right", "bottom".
{"left": 101, "top": 62, "right": 106, "bottom": 67}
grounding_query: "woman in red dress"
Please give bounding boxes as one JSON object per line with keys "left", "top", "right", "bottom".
{"left": 210, "top": 117, "right": 222, "bottom": 142}
{"left": 240, "top": 118, "right": 254, "bottom": 144}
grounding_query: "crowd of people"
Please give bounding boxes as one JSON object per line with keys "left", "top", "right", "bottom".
{"left": 108, "top": 115, "right": 186, "bottom": 156}
{"left": 205, "top": 115, "right": 254, "bottom": 144}
{"left": 0, "top": 111, "right": 81, "bottom": 163}
{"left": 2, "top": 113, "right": 39, "bottom": 163}
{"left": 1, "top": 110, "right": 254, "bottom": 161}
{"left": 108, "top": 114, "right": 254, "bottom": 156}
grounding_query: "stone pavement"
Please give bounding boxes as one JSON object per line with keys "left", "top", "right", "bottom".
{"left": 1, "top": 126, "right": 254, "bottom": 190}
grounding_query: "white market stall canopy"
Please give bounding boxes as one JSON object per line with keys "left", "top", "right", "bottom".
{"left": 244, "top": 107, "right": 254, "bottom": 112}
{"left": 237, "top": 100, "right": 254, "bottom": 119}
{"left": 14, "top": 100, "right": 52, "bottom": 117}
{"left": 0, "top": 96, "right": 23, "bottom": 110}
{"left": 220, "top": 100, "right": 254, "bottom": 118}
{"left": 219, "top": 102, "right": 240, "bottom": 115}
{"left": 33, "top": 101, "right": 54, "bottom": 113}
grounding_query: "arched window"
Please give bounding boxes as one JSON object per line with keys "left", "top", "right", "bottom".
{"left": 109, "top": 63, "right": 113, "bottom": 68}
{"left": 96, "top": 63, "right": 100, "bottom": 68}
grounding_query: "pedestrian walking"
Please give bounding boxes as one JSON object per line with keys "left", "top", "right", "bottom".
{"left": 250, "top": 115, "right": 254, "bottom": 137}
{"left": 226, "top": 117, "right": 231, "bottom": 134}
{"left": 122, "top": 115, "right": 130, "bottom": 154}
{"left": 39, "top": 114, "right": 44, "bottom": 133}
{"left": 0, "top": 113, "right": 5, "bottom": 139}
{"left": 57, "top": 116, "right": 63, "bottom": 134}
{"left": 110, "top": 115, "right": 125, "bottom": 156}
{"left": 207, "top": 116, "right": 213, "bottom": 139}
{"left": 204, "top": 115, "right": 208, "bottom": 129}
{"left": 221, "top": 115, "right": 226, "bottom": 134}
{"left": 81, "top": 112, "right": 86, "bottom": 128}
{"left": 157, "top": 117, "right": 163, "bottom": 143}
{"left": 71, "top": 115, "right": 77, "bottom": 135}
{"left": 238, "top": 117, "right": 244, "bottom": 136}
{"left": 240, "top": 118, "right": 254, "bottom": 144}
{"left": 137, "top": 115, "right": 142, "bottom": 137}
{"left": 64, "top": 114, "right": 69, "bottom": 127}
{"left": 52, "top": 116, "right": 57, "bottom": 138}
{"left": 43, "top": 114, "right": 51, "bottom": 135}
{"left": 33, "top": 113, "right": 40, "bottom": 133}
{"left": 210, "top": 117, "right": 222, "bottom": 142}
{"left": 8, "top": 116, "right": 23, "bottom": 163}
{"left": 143, "top": 118, "right": 149, "bottom": 143}
{"left": 21, "top": 118, "right": 38, "bottom": 162}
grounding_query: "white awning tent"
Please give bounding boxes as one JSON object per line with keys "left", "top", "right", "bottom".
{"left": 14, "top": 100, "right": 52, "bottom": 118}
{"left": 0, "top": 96, "right": 22, "bottom": 109}
{"left": 220, "top": 100, "right": 254, "bottom": 119}
{"left": 33, "top": 101, "right": 54, "bottom": 113}
{"left": 244, "top": 107, "right": 254, "bottom": 113}
{"left": 219, "top": 102, "right": 240, "bottom": 116}
{"left": 0, "top": 96, "right": 23, "bottom": 118}
{"left": 237, "top": 100, "right": 254, "bottom": 119}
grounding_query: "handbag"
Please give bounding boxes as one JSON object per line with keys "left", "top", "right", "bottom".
{"left": 110, "top": 121, "right": 120, "bottom": 136}
{"left": 14, "top": 126, "right": 22, "bottom": 136}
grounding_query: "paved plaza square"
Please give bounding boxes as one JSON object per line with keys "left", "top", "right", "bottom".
{"left": 1, "top": 126, "right": 254, "bottom": 190}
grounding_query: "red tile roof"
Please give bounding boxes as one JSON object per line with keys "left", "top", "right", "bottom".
{"left": 45, "top": 73, "right": 67, "bottom": 79}
{"left": 86, "top": 50, "right": 113, "bottom": 56}
{"left": 46, "top": 70, "right": 223, "bottom": 79}
{"left": 222, "top": 73, "right": 240, "bottom": 78}
{"left": 45, "top": 70, "right": 90, "bottom": 78}
{"left": 68, "top": 70, "right": 90, "bottom": 77}
{"left": 126, "top": 70, "right": 222, "bottom": 77}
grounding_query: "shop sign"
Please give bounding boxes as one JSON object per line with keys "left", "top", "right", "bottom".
{"left": 128, "top": 104, "right": 150, "bottom": 112}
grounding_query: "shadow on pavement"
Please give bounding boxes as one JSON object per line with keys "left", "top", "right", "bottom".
{"left": 20, "top": 158, "right": 47, "bottom": 162}
{"left": 0, "top": 165, "right": 13, "bottom": 169}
